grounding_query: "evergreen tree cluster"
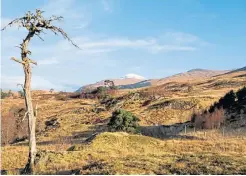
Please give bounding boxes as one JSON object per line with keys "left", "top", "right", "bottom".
{"left": 208, "top": 86, "right": 246, "bottom": 113}
{"left": 108, "top": 109, "right": 140, "bottom": 133}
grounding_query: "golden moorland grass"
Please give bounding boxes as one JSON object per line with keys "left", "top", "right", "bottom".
{"left": 2, "top": 132, "right": 246, "bottom": 174}
{"left": 1, "top": 72, "right": 246, "bottom": 174}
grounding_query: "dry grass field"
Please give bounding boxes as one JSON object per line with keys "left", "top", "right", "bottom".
{"left": 1, "top": 70, "right": 246, "bottom": 174}
{"left": 2, "top": 132, "right": 246, "bottom": 174}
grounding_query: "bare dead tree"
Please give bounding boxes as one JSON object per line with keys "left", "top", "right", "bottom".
{"left": 2, "top": 9, "right": 79, "bottom": 174}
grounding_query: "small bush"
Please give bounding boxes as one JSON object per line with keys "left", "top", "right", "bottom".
{"left": 1, "top": 106, "right": 28, "bottom": 145}
{"left": 8, "top": 90, "right": 13, "bottom": 97}
{"left": 108, "top": 109, "right": 140, "bottom": 133}
{"left": 193, "top": 108, "right": 224, "bottom": 129}
{"left": 56, "top": 94, "right": 69, "bottom": 101}
{"left": 18, "top": 90, "right": 25, "bottom": 98}
{"left": 1, "top": 89, "right": 8, "bottom": 99}
{"left": 203, "top": 108, "right": 224, "bottom": 129}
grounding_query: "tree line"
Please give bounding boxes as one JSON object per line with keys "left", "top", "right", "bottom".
{"left": 192, "top": 86, "right": 246, "bottom": 129}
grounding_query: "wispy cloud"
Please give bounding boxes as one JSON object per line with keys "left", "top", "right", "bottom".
{"left": 1, "top": 75, "right": 66, "bottom": 90}
{"left": 71, "top": 33, "right": 203, "bottom": 54}
{"left": 38, "top": 57, "right": 59, "bottom": 65}
{"left": 149, "top": 45, "right": 196, "bottom": 54}
{"left": 158, "top": 32, "right": 211, "bottom": 48}
{"left": 42, "top": 0, "right": 76, "bottom": 17}
{"left": 42, "top": 0, "right": 90, "bottom": 30}
{"left": 78, "top": 38, "right": 155, "bottom": 49}
{"left": 101, "top": 0, "right": 113, "bottom": 13}
{"left": 28, "top": 32, "right": 207, "bottom": 60}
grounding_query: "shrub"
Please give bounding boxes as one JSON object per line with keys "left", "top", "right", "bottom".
{"left": 203, "top": 108, "right": 224, "bottom": 129}
{"left": 108, "top": 109, "right": 140, "bottom": 133}
{"left": 191, "top": 112, "right": 198, "bottom": 123}
{"left": 56, "top": 93, "right": 69, "bottom": 101}
{"left": 236, "top": 86, "right": 246, "bottom": 103}
{"left": 8, "top": 90, "right": 13, "bottom": 97}
{"left": 90, "top": 86, "right": 108, "bottom": 99}
{"left": 193, "top": 108, "right": 224, "bottom": 129}
{"left": 50, "top": 88, "right": 54, "bottom": 93}
{"left": 18, "top": 90, "right": 25, "bottom": 98}
{"left": 187, "top": 85, "right": 193, "bottom": 92}
{"left": 96, "top": 86, "right": 108, "bottom": 94}
{"left": 1, "top": 106, "right": 28, "bottom": 145}
{"left": 1, "top": 89, "right": 8, "bottom": 99}
{"left": 194, "top": 114, "right": 205, "bottom": 129}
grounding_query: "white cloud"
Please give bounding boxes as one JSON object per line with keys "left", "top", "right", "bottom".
{"left": 1, "top": 75, "right": 66, "bottom": 90}
{"left": 38, "top": 57, "right": 59, "bottom": 65}
{"left": 73, "top": 22, "right": 89, "bottom": 29}
{"left": 101, "top": 0, "right": 113, "bottom": 13}
{"left": 149, "top": 45, "right": 196, "bottom": 54}
{"left": 42, "top": 0, "right": 76, "bottom": 17}
{"left": 78, "top": 38, "right": 156, "bottom": 48}
{"left": 41, "top": 0, "right": 90, "bottom": 31}
{"left": 160, "top": 32, "right": 211, "bottom": 46}
{"left": 164, "top": 32, "right": 200, "bottom": 43}
{"left": 26, "top": 32, "right": 207, "bottom": 62}
{"left": 72, "top": 35, "right": 200, "bottom": 54}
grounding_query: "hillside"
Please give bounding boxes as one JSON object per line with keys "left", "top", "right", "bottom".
{"left": 1, "top": 67, "right": 246, "bottom": 175}
{"left": 76, "top": 74, "right": 146, "bottom": 92}
{"left": 217, "top": 66, "right": 246, "bottom": 76}
{"left": 76, "top": 69, "right": 230, "bottom": 92}
{"left": 153, "top": 69, "right": 229, "bottom": 86}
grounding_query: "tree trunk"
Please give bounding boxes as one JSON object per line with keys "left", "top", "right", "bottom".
{"left": 23, "top": 63, "right": 37, "bottom": 173}
{"left": 22, "top": 31, "right": 37, "bottom": 174}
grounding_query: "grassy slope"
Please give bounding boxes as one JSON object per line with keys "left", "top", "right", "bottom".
{"left": 1, "top": 71, "right": 246, "bottom": 174}
{"left": 2, "top": 132, "right": 246, "bottom": 174}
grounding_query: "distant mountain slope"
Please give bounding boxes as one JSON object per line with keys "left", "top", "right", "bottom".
{"left": 119, "top": 80, "right": 151, "bottom": 89}
{"left": 76, "top": 74, "right": 146, "bottom": 92}
{"left": 153, "top": 69, "right": 229, "bottom": 85}
{"left": 76, "top": 69, "right": 231, "bottom": 92}
{"left": 76, "top": 68, "right": 241, "bottom": 92}
{"left": 222, "top": 66, "right": 246, "bottom": 75}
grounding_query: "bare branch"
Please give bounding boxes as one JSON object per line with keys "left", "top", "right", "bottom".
{"left": 2, "top": 9, "right": 80, "bottom": 50}
{"left": 28, "top": 58, "right": 38, "bottom": 65}
{"left": 15, "top": 45, "right": 22, "bottom": 50}
{"left": 46, "top": 25, "right": 80, "bottom": 48}
{"left": 11, "top": 57, "right": 24, "bottom": 64}
{"left": 49, "top": 15, "right": 63, "bottom": 22}
{"left": 22, "top": 112, "right": 29, "bottom": 122}
{"left": 17, "top": 83, "right": 24, "bottom": 90}
{"left": 1, "top": 17, "right": 25, "bottom": 31}
{"left": 35, "top": 33, "right": 44, "bottom": 41}
{"left": 27, "top": 50, "right": 32, "bottom": 55}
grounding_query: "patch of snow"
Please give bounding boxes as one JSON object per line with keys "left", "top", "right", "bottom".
{"left": 124, "top": 73, "right": 146, "bottom": 80}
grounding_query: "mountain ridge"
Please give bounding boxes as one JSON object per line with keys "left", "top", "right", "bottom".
{"left": 76, "top": 67, "right": 242, "bottom": 92}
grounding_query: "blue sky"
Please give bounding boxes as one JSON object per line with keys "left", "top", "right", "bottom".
{"left": 1, "top": 0, "right": 246, "bottom": 91}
